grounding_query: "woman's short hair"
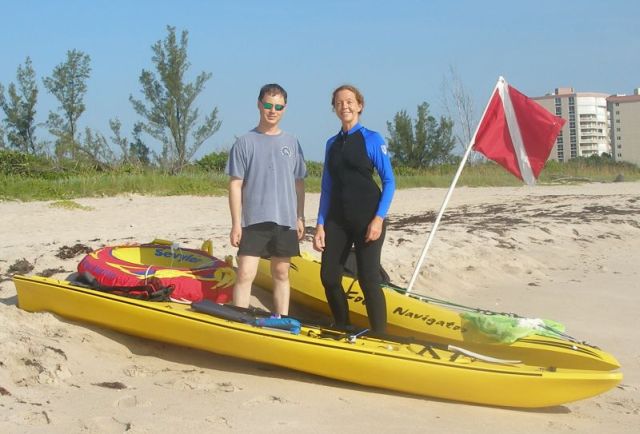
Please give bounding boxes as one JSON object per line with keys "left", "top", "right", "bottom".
{"left": 331, "top": 84, "right": 364, "bottom": 114}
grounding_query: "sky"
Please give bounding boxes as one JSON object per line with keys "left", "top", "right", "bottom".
{"left": 1, "top": 0, "right": 639, "bottom": 162}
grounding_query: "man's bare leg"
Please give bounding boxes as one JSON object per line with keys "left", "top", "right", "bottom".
{"left": 270, "top": 257, "right": 291, "bottom": 316}
{"left": 233, "top": 255, "right": 260, "bottom": 308}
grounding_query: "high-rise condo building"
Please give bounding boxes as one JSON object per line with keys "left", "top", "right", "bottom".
{"left": 607, "top": 89, "right": 640, "bottom": 167}
{"left": 533, "top": 88, "right": 610, "bottom": 162}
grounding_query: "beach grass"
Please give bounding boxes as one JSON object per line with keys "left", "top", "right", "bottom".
{"left": 49, "top": 200, "right": 94, "bottom": 211}
{"left": 1, "top": 171, "right": 229, "bottom": 201}
{"left": 1, "top": 160, "right": 638, "bottom": 201}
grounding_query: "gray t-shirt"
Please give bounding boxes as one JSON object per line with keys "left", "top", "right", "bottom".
{"left": 226, "top": 128, "right": 307, "bottom": 228}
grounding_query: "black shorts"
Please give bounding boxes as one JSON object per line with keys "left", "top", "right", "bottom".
{"left": 238, "top": 222, "right": 300, "bottom": 258}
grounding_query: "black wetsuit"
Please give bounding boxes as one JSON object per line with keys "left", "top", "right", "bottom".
{"left": 317, "top": 123, "right": 395, "bottom": 333}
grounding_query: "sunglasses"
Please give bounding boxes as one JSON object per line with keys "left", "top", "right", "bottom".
{"left": 262, "top": 102, "right": 286, "bottom": 111}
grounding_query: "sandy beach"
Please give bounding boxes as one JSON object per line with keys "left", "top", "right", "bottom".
{"left": 1, "top": 182, "right": 638, "bottom": 433}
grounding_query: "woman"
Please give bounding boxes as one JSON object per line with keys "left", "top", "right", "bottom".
{"left": 313, "top": 84, "right": 395, "bottom": 333}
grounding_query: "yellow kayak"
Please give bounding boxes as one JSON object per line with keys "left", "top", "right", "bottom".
{"left": 255, "top": 255, "right": 620, "bottom": 371}
{"left": 14, "top": 274, "right": 621, "bottom": 408}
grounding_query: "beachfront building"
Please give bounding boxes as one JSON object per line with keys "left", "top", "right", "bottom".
{"left": 533, "top": 88, "right": 610, "bottom": 162}
{"left": 607, "top": 89, "right": 640, "bottom": 167}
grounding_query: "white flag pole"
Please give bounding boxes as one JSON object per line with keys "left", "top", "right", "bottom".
{"left": 405, "top": 77, "right": 504, "bottom": 294}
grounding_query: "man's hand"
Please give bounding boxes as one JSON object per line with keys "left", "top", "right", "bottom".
{"left": 296, "top": 217, "right": 305, "bottom": 241}
{"left": 230, "top": 225, "right": 242, "bottom": 247}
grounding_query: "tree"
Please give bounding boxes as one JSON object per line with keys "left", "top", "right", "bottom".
{"left": 43, "top": 49, "right": 91, "bottom": 159}
{"left": 0, "top": 57, "right": 42, "bottom": 154}
{"left": 79, "top": 127, "right": 114, "bottom": 167}
{"left": 130, "top": 25, "right": 222, "bottom": 173}
{"left": 0, "top": 123, "right": 6, "bottom": 149}
{"left": 430, "top": 116, "right": 457, "bottom": 165}
{"left": 386, "top": 102, "right": 457, "bottom": 168}
{"left": 109, "top": 118, "right": 151, "bottom": 166}
{"left": 440, "top": 66, "right": 479, "bottom": 160}
{"left": 129, "top": 123, "right": 151, "bottom": 166}
{"left": 109, "top": 118, "right": 129, "bottom": 161}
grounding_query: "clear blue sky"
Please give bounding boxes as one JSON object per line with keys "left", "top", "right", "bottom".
{"left": 2, "top": 0, "right": 639, "bottom": 162}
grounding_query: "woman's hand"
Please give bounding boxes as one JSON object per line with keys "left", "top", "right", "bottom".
{"left": 313, "top": 224, "right": 326, "bottom": 252}
{"left": 365, "top": 216, "right": 384, "bottom": 243}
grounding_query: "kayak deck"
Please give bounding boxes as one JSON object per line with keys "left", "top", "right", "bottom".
{"left": 255, "top": 256, "right": 620, "bottom": 371}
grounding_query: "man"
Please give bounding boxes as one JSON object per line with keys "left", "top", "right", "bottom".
{"left": 226, "top": 83, "right": 306, "bottom": 316}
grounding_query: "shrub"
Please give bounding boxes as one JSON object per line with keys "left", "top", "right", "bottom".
{"left": 0, "top": 149, "right": 51, "bottom": 176}
{"left": 305, "top": 160, "right": 323, "bottom": 177}
{"left": 195, "top": 151, "right": 229, "bottom": 172}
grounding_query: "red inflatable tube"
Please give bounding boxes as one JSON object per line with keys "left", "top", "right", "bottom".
{"left": 78, "top": 244, "right": 234, "bottom": 303}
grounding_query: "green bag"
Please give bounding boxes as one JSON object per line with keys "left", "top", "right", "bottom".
{"left": 460, "top": 312, "right": 565, "bottom": 344}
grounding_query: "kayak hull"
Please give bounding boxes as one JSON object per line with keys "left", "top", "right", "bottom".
{"left": 14, "top": 274, "right": 621, "bottom": 408}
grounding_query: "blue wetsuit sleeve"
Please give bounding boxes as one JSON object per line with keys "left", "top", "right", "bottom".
{"left": 365, "top": 130, "right": 395, "bottom": 219}
{"left": 317, "top": 137, "right": 335, "bottom": 225}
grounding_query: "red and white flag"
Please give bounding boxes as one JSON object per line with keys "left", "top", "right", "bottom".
{"left": 472, "top": 77, "right": 566, "bottom": 185}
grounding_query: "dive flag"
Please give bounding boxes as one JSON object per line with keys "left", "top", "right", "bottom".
{"left": 472, "top": 77, "right": 566, "bottom": 185}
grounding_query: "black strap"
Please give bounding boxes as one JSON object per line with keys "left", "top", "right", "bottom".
{"left": 69, "top": 271, "right": 174, "bottom": 301}
{"left": 191, "top": 299, "right": 257, "bottom": 323}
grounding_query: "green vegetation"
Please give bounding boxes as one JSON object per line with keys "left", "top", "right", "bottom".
{"left": 1, "top": 149, "right": 637, "bottom": 202}
{"left": 0, "top": 57, "right": 41, "bottom": 154}
{"left": 1, "top": 25, "right": 638, "bottom": 203}
{"left": 49, "top": 200, "right": 94, "bottom": 211}
{"left": 1, "top": 26, "right": 221, "bottom": 175}
{"left": 387, "top": 102, "right": 457, "bottom": 167}
{"left": 130, "top": 26, "right": 221, "bottom": 173}
{"left": 393, "top": 157, "right": 640, "bottom": 189}
{"left": 2, "top": 24, "right": 637, "bottom": 201}
{"left": 43, "top": 49, "right": 95, "bottom": 160}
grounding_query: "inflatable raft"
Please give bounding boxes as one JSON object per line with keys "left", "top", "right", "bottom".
{"left": 14, "top": 274, "right": 621, "bottom": 408}
{"left": 254, "top": 255, "right": 620, "bottom": 371}
{"left": 78, "top": 242, "right": 235, "bottom": 303}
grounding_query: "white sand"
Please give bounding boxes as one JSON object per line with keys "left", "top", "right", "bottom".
{"left": 1, "top": 182, "right": 638, "bottom": 433}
